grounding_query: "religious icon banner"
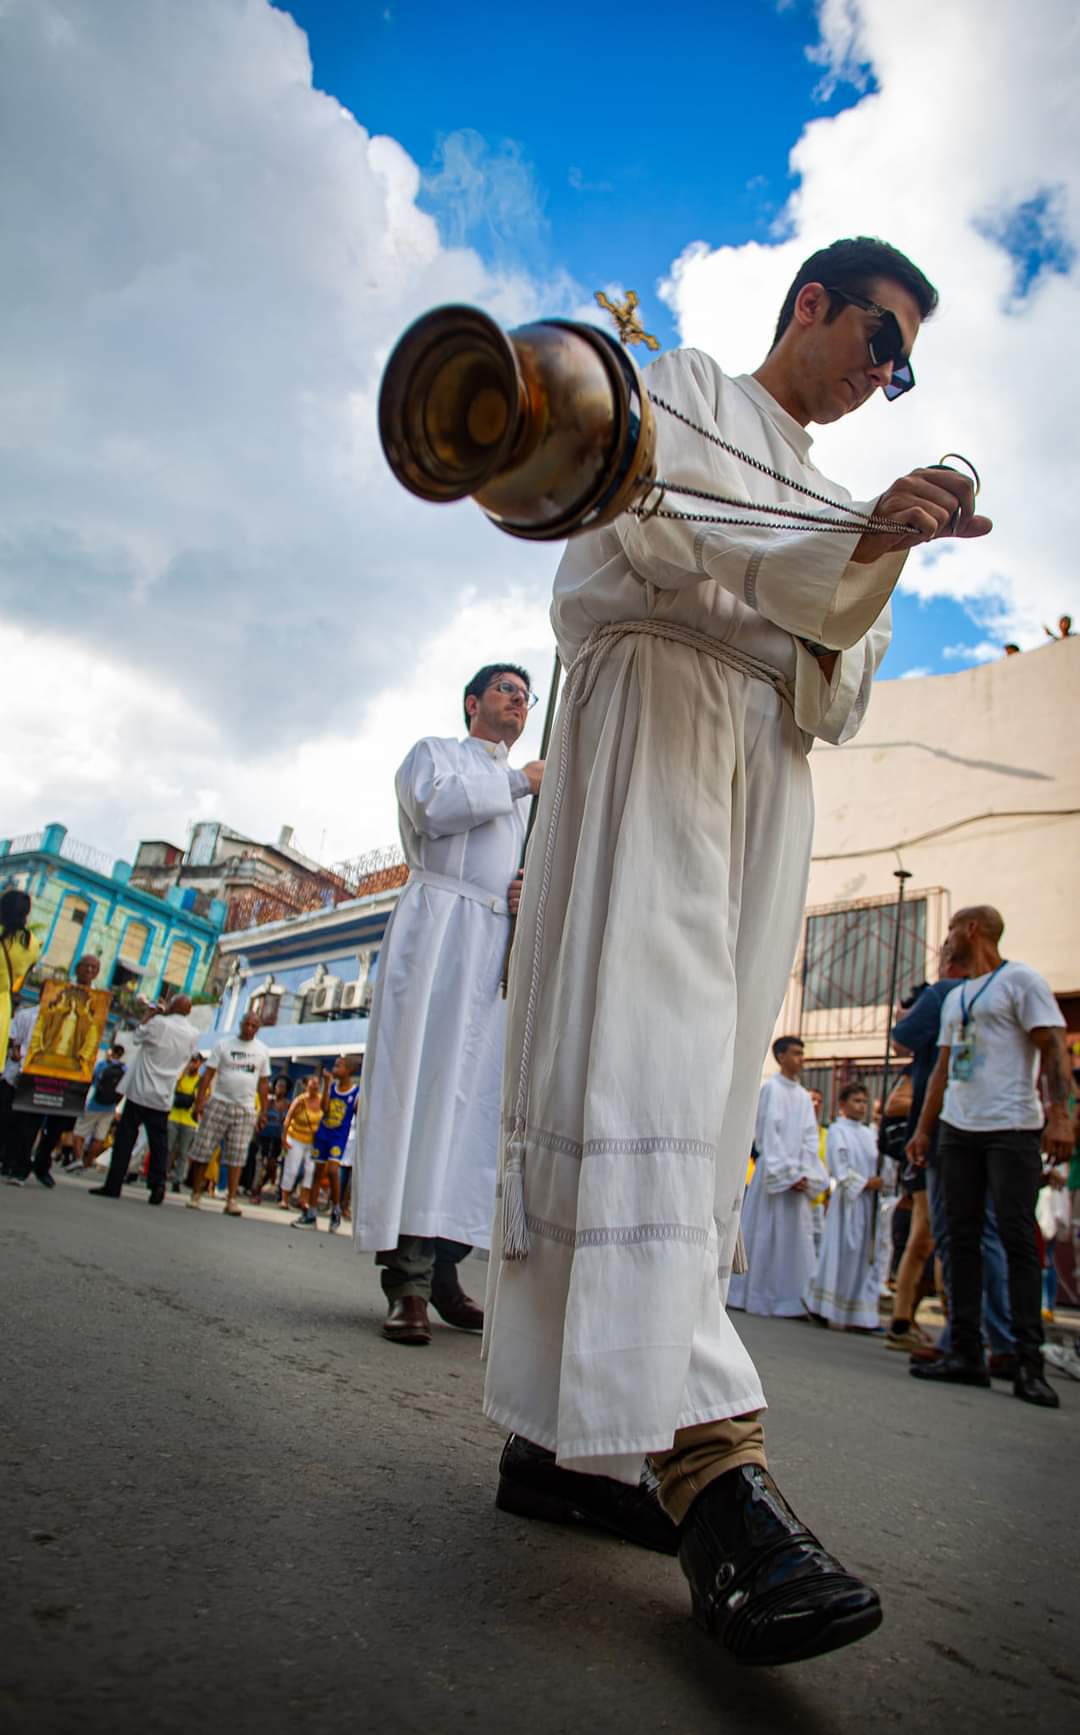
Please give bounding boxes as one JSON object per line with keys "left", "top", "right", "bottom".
{"left": 12, "top": 981, "right": 114, "bottom": 1116}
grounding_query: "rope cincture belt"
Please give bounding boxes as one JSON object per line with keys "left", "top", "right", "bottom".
{"left": 501, "top": 618, "right": 791, "bottom": 1263}
{"left": 408, "top": 868, "right": 510, "bottom": 917}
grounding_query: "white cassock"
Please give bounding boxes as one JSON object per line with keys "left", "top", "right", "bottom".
{"left": 804, "top": 1117, "right": 881, "bottom": 1328}
{"left": 482, "top": 347, "right": 906, "bottom": 1483}
{"left": 352, "top": 735, "right": 529, "bottom": 1252}
{"left": 728, "top": 1076, "right": 822, "bottom": 1318}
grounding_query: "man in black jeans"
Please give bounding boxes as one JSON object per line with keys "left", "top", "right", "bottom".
{"left": 907, "top": 905, "right": 1071, "bottom": 1408}
{"left": 90, "top": 996, "right": 201, "bottom": 1207}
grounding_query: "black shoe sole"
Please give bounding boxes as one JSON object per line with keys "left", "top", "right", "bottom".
{"left": 691, "top": 1591, "right": 883, "bottom": 1665}
{"left": 495, "top": 1475, "right": 680, "bottom": 1555}
{"left": 381, "top": 1329, "right": 431, "bottom": 1346}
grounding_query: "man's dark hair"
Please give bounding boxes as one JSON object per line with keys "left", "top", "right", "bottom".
{"left": 0, "top": 887, "right": 31, "bottom": 941}
{"left": 771, "top": 236, "right": 939, "bottom": 350}
{"left": 839, "top": 1080, "right": 868, "bottom": 1104}
{"left": 462, "top": 663, "right": 532, "bottom": 730}
{"left": 899, "top": 980, "right": 930, "bottom": 1011}
{"left": 772, "top": 1035, "right": 804, "bottom": 1061}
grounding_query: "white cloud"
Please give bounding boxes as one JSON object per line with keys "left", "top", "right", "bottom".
{"left": 657, "top": 0, "right": 1080, "bottom": 646}
{"left": 896, "top": 666, "right": 931, "bottom": 680}
{"left": 940, "top": 641, "right": 1003, "bottom": 664}
{"left": 2, "top": 593, "right": 556, "bottom": 867}
{"left": 0, "top": 0, "right": 570, "bottom": 860}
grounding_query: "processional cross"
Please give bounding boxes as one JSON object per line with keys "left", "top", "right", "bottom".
{"left": 594, "top": 288, "right": 660, "bottom": 351}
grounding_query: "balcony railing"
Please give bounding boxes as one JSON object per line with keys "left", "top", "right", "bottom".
{"left": 58, "top": 835, "right": 117, "bottom": 877}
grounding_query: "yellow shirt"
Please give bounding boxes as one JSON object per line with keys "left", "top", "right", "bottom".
{"left": 169, "top": 1069, "right": 202, "bottom": 1127}
{"left": 287, "top": 1096, "right": 323, "bottom": 1146}
{"left": 0, "top": 930, "right": 43, "bottom": 1072}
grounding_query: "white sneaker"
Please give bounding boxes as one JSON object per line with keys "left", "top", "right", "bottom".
{"left": 1042, "top": 1343, "right": 1080, "bottom": 1381}
{"left": 186, "top": 1196, "right": 202, "bottom": 1210}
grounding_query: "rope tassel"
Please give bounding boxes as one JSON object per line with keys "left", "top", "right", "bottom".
{"left": 502, "top": 1127, "right": 530, "bottom": 1261}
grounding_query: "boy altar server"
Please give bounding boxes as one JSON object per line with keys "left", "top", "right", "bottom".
{"left": 805, "top": 1082, "right": 884, "bottom": 1328}
{"left": 729, "top": 1037, "right": 823, "bottom": 1317}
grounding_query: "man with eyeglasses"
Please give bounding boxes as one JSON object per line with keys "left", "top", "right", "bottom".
{"left": 353, "top": 663, "right": 544, "bottom": 1346}
{"left": 483, "top": 237, "right": 993, "bottom": 1668}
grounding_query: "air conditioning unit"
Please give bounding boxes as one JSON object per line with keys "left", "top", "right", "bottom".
{"left": 339, "top": 980, "right": 365, "bottom": 1012}
{"left": 310, "top": 983, "right": 340, "bottom": 1015}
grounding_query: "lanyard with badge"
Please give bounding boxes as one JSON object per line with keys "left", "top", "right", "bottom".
{"left": 950, "top": 962, "right": 1008, "bottom": 1081}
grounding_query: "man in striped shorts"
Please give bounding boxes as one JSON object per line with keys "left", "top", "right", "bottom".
{"left": 187, "top": 1011, "right": 271, "bottom": 1216}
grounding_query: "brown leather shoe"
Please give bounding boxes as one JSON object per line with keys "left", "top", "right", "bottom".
{"left": 430, "top": 1285, "right": 484, "bottom": 1332}
{"left": 382, "top": 1296, "right": 431, "bottom": 1345}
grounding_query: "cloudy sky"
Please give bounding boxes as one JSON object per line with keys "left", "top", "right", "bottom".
{"left": 2, "top": 0, "right": 1077, "bottom": 866}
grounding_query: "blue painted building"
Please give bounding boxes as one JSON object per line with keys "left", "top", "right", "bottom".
{"left": 209, "top": 881, "right": 403, "bottom": 1077}
{"left": 0, "top": 823, "right": 226, "bottom": 1003}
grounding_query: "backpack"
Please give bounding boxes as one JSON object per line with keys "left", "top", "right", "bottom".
{"left": 95, "top": 1061, "right": 125, "bottom": 1107}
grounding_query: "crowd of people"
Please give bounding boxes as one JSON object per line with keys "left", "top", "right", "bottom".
{"left": 729, "top": 908, "right": 1080, "bottom": 1410}
{"left": 3, "top": 238, "right": 1078, "bottom": 1677}
{"left": 0, "top": 931, "right": 360, "bottom": 1228}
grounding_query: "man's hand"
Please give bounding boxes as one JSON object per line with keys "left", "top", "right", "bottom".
{"left": 508, "top": 872, "right": 524, "bottom": 917}
{"left": 905, "top": 1130, "right": 930, "bottom": 1169}
{"left": 521, "top": 760, "right": 545, "bottom": 797}
{"left": 790, "top": 1177, "right": 810, "bottom": 1192}
{"left": 1042, "top": 1105, "right": 1074, "bottom": 1164}
{"left": 852, "top": 468, "right": 992, "bottom": 564}
{"left": 863, "top": 1175, "right": 885, "bottom": 1192}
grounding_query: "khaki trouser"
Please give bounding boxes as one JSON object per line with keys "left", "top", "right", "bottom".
{"left": 649, "top": 1414, "right": 767, "bottom": 1525}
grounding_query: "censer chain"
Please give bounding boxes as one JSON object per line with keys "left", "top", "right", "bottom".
{"left": 637, "top": 392, "right": 916, "bottom": 536}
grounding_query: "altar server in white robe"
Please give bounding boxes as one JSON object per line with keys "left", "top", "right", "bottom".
{"left": 805, "top": 1081, "right": 885, "bottom": 1329}
{"left": 353, "top": 664, "right": 543, "bottom": 1346}
{"left": 729, "top": 1038, "right": 823, "bottom": 1317}
{"left": 483, "top": 237, "right": 991, "bottom": 1667}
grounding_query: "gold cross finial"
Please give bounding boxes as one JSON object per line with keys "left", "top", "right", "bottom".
{"left": 594, "top": 288, "right": 660, "bottom": 351}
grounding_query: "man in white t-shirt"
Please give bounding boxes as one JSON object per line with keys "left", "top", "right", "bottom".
{"left": 908, "top": 905, "right": 1070, "bottom": 1408}
{"left": 90, "top": 997, "right": 201, "bottom": 1206}
{"left": 187, "top": 1011, "right": 270, "bottom": 1217}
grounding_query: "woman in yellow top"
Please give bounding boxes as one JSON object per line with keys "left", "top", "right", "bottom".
{"left": 279, "top": 1074, "right": 324, "bottom": 1208}
{"left": 0, "top": 889, "right": 42, "bottom": 1072}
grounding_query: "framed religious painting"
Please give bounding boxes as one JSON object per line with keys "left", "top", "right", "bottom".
{"left": 13, "top": 981, "right": 114, "bottom": 1117}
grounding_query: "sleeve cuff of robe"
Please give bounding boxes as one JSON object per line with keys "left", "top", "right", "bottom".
{"left": 508, "top": 768, "right": 533, "bottom": 799}
{"left": 737, "top": 513, "right": 906, "bottom": 650}
{"left": 793, "top": 599, "right": 893, "bottom": 745}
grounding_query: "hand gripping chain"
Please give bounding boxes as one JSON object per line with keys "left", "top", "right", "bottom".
{"left": 633, "top": 394, "right": 970, "bottom": 536}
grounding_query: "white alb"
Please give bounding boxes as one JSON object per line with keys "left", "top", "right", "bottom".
{"left": 482, "top": 348, "right": 908, "bottom": 1482}
{"left": 353, "top": 735, "right": 529, "bottom": 1252}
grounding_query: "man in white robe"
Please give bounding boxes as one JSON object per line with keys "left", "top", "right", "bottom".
{"left": 729, "top": 1038, "right": 822, "bottom": 1317}
{"left": 805, "top": 1081, "right": 885, "bottom": 1329}
{"left": 483, "top": 237, "right": 990, "bottom": 1665}
{"left": 353, "top": 664, "right": 543, "bottom": 1345}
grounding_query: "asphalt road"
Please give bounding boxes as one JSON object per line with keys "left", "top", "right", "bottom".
{"left": 2, "top": 1175, "right": 1077, "bottom": 1735}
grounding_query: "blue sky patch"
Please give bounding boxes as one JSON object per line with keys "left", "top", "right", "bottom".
{"left": 976, "top": 186, "right": 1075, "bottom": 302}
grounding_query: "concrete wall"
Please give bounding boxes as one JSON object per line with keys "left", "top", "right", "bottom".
{"left": 805, "top": 635, "right": 1079, "bottom": 990}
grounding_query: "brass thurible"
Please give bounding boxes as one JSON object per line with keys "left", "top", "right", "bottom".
{"left": 378, "top": 305, "right": 656, "bottom": 541}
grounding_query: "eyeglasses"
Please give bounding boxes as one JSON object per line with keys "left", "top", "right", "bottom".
{"left": 823, "top": 286, "right": 915, "bottom": 400}
{"left": 485, "top": 679, "right": 538, "bottom": 709}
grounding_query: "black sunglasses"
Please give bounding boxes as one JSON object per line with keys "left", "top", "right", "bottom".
{"left": 823, "top": 286, "right": 915, "bottom": 400}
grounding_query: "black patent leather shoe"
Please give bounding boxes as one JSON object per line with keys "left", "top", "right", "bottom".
{"left": 679, "top": 1465, "right": 882, "bottom": 1666}
{"left": 908, "top": 1353, "right": 990, "bottom": 1388}
{"left": 496, "top": 1435, "right": 679, "bottom": 1555}
{"left": 1013, "top": 1362, "right": 1060, "bottom": 1408}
